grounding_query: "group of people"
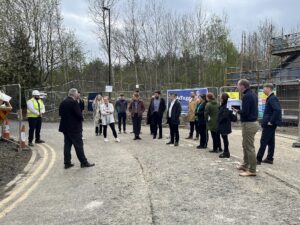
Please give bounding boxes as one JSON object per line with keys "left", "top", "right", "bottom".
{"left": 183, "top": 79, "right": 282, "bottom": 177}
{"left": 92, "top": 92, "right": 145, "bottom": 141}
{"left": 26, "top": 78, "right": 282, "bottom": 175}
{"left": 88, "top": 79, "right": 282, "bottom": 177}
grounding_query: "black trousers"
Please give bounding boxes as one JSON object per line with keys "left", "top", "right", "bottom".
{"left": 103, "top": 123, "right": 118, "bottom": 138}
{"left": 198, "top": 123, "right": 208, "bottom": 147}
{"left": 189, "top": 121, "right": 199, "bottom": 138}
{"left": 151, "top": 112, "right": 163, "bottom": 138}
{"left": 95, "top": 125, "right": 103, "bottom": 135}
{"left": 149, "top": 116, "right": 155, "bottom": 134}
{"left": 221, "top": 134, "right": 229, "bottom": 153}
{"left": 63, "top": 132, "right": 88, "bottom": 165}
{"left": 257, "top": 126, "right": 276, "bottom": 161}
{"left": 132, "top": 114, "right": 142, "bottom": 137}
{"left": 211, "top": 131, "right": 221, "bottom": 150}
{"left": 28, "top": 117, "right": 42, "bottom": 143}
{"left": 169, "top": 121, "right": 179, "bottom": 143}
{"left": 118, "top": 112, "right": 127, "bottom": 132}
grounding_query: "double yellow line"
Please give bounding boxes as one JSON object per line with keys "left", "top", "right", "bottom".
{"left": 0, "top": 143, "right": 56, "bottom": 219}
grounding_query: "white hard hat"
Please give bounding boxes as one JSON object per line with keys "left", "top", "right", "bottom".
{"left": 32, "top": 90, "right": 40, "bottom": 96}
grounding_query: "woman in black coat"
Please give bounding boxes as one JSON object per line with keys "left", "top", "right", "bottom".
{"left": 195, "top": 94, "right": 208, "bottom": 149}
{"left": 218, "top": 93, "right": 236, "bottom": 158}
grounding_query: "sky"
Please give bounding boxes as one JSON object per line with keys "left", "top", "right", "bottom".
{"left": 61, "top": 0, "right": 300, "bottom": 61}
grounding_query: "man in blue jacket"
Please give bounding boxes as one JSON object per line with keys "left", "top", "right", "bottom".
{"left": 257, "top": 83, "right": 282, "bottom": 165}
{"left": 234, "top": 79, "right": 260, "bottom": 177}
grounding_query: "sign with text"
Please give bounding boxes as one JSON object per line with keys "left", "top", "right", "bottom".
{"left": 167, "top": 88, "right": 208, "bottom": 114}
{"left": 105, "top": 85, "right": 113, "bottom": 93}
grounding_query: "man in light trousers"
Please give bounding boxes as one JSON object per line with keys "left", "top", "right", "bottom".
{"left": 234, "top": 79, "right": 259, "bottom": 177}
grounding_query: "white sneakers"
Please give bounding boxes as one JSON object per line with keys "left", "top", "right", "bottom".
{"left": 104, "top": 138, "right": 120, "bottom": 143}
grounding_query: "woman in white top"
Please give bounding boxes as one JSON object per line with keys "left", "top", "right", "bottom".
{"left": 92, "top": 94, "right": 103, "bottom": 136}
{"left": 100, "top": 96, "right": 120, "bottom": 142}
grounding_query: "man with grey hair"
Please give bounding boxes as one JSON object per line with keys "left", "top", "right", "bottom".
{"left": 233, "top": 79, "right": 259, "bottom": 177}
{"left": 59, "top": 88, "right": 95, "bottom": 169}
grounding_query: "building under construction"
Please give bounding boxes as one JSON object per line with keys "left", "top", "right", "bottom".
{"left": 224, "top": 32, "right": 300, "bottom": 125}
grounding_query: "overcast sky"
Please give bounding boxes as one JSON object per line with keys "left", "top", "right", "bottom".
{"left": 61, "top": 0, "right": 300, "bottom": 61}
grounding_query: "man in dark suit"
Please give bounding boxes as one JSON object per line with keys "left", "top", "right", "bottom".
{"left": 77, "top": 91, "right": 85, "bottom": 113}
{"left": 166, "top": 93, "right": 182, "bottom": 146}
{"left": 59, "top": 88, "right": 95, "bottom": 169}
{"left": 257, "top": 83, "right": 282, "bottom": 165}
{"left": 147, "top": 90, "right": 166, "bottom": 139}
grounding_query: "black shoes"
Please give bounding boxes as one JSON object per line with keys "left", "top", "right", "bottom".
{"left": 209, "top": 149, "right": 218, "bottom": 153}
{"left": 158, "top": 136, "right": 162, "bottom": 139}
{"left": 153, "top": 136, "right": 157, "bottom": 139}
{"left": 65, "top": 163, "right": 95, "bottom": 169}
{"left": 166, "top": 141, "right": 178, "bottom": 146}
{"left": 28, "top": 142, "right": 34, "bottom": 147}
{"left": 185, "top": 136, "right": 192, "bottom": 139}
{"left": 262, "top": 159, "right": 273, "bottom": 164}
{"left": 64, "top": 164, "right": 74, "bottom": 169}
{"left": 133, "top": 136, "right": 142, "bottom": 140}
{"left": 35, "top": 140, "right": 45, "bottom": 144}
{"left": 219, "top": 153, "right": 230, "bottom": 158}
{"left": 196, "top": 145, "right": 206, "bottom": 149}
{"left": 81, "top": 162, "right": 95, "bottom": 168}
{"left": 257, "top": 160, "right": 262, "bottom": 165}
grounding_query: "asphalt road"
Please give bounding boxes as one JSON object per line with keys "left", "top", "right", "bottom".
{"left": 0, "top": 122, "right": 300, "bottom": 225}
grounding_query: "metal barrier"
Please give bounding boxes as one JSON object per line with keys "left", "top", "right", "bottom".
{"left": 0, "top": 84, "right": 23, "bottom": 150}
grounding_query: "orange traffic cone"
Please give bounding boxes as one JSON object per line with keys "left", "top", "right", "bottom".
{"left": 20, "top": 125, "right": 26, "bottom": 148}
{"left": 2, "top": 120, "right": 10, "bottom": 139}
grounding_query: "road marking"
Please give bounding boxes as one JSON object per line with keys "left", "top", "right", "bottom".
{"left": 0, "top": 144, "right": 56, "bottom": 219}
{"left": 5, "top": 148, "right": 37, "bottom": 191}
{"left": 0, "top": 147, "right": 48, "bottom": 209}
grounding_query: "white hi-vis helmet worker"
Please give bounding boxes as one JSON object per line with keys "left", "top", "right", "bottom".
{"left": 32, "top": 90, "right": 40, "bottom": 97}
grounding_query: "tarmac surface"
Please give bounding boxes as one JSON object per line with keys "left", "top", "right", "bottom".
{"left": 0, "top": 121, "right": 300, "bottom": 225}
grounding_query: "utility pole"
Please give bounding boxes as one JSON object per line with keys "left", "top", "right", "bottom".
{"left": 103, "top": 7, "right": 111, "bottom": 98}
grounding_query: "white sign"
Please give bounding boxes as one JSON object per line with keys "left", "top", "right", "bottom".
{"left": 136, "top": 84, "right": 139, "bottom": 89}
{"left": 105, "top": 85, "right": 113, "bottom": 93}
{"left": 227, "top": 98, "right": 241, "bottom": 111}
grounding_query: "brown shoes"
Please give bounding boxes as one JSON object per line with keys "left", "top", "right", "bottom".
{"left": 239, "top": 171, "right": 257, "bottom": 177}
{"left": 236, "top": 165, "right": 248, "bottom": 171}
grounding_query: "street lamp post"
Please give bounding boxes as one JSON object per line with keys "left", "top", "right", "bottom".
{"left": 103, "top": 7, "right": 111, "bottom": 98}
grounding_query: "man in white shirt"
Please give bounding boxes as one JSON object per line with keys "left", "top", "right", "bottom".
{"left": 27, "top": 90, "right": 45, "bottom": 146}
{"left": 166, "top": 93, "right": 182, "bottom": 146}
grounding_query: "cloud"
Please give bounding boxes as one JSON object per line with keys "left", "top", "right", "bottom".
{"left": 61, "top": 0, "right": 300, "bottom": 60}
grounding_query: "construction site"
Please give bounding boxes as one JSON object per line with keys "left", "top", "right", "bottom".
{"left": 0, "top": 0, "right": 300, "bottom": 222}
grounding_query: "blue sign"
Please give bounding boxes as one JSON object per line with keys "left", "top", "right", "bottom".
{"left": 167, "top": 88, "right": 208, "bottom": 114}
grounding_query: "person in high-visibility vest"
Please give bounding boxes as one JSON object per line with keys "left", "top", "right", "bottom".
{"left": 27, "top": 90, "right": 45, "bottom": 146}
